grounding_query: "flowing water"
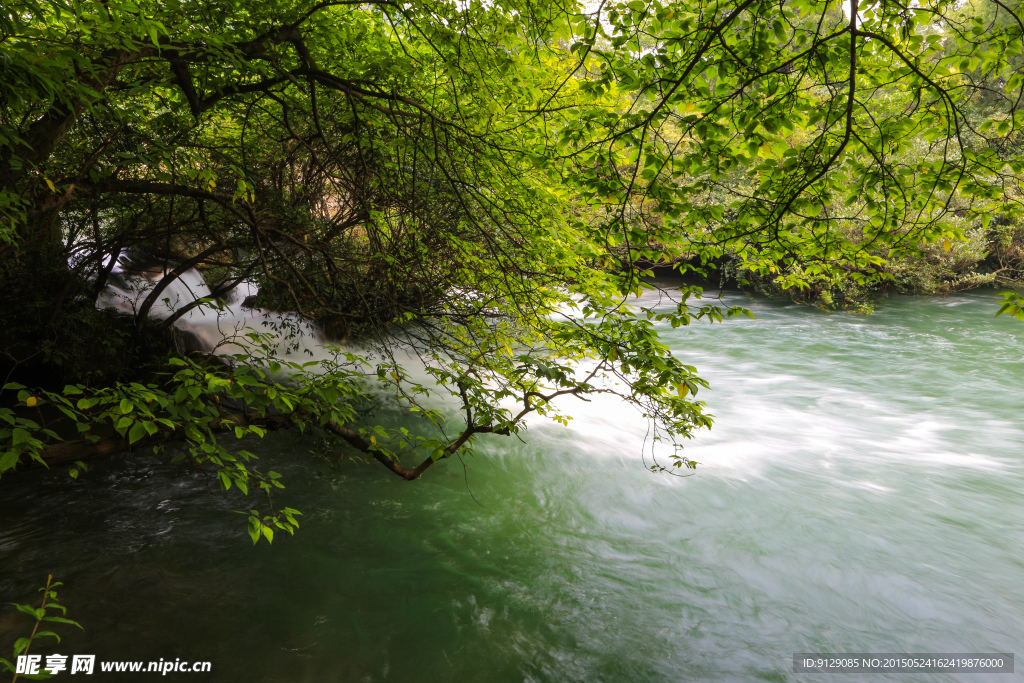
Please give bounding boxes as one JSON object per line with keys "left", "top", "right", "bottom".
{"left": 93, "top": 251, "right": 325, "bottom": 361}
{"left": 1, "top": 289, "right": 1022, "bottom": 682}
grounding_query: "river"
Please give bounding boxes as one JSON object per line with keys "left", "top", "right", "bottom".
{"left": 1, "top": 289, "right": 1022, "bottom": 682}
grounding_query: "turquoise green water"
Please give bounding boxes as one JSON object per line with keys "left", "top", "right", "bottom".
{"left": 2, "top": 290, "right": 1022, "bottom": 682}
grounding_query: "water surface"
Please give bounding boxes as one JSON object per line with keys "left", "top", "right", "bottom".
{"left": 1, "top": 290, "right": 1021, "bottom": 682}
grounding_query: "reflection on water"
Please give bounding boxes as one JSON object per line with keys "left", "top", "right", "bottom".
{"left": 2, "top": 290, "right": 1023, "bottom": 682}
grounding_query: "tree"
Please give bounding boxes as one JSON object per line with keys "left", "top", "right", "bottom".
{"left": 560, "top": 0, "right": 1023, "bottom": 289}
{"left": 0, "top": 0, "right": 1021, "bottom": 538}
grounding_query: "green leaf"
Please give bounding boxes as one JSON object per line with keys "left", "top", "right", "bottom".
{"left": 13, "top": 637, "right": 31, "bottom": 656}
{"left": 128, "top": 421, "right": 147, "bottom": 444}
{"left": 772, "top": 19, "right": 786, "bottom": 41}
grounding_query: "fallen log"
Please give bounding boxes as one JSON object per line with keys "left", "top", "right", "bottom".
{"left": 36, "top": 436, "right": 127, "bottom": 465}
{"left": 30, "top": 413, "right": 293, "bottom": 468}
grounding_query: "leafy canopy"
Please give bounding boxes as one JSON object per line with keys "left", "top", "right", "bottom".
{"left": 0, "top": 0, "right": 1021, "bottom": 536}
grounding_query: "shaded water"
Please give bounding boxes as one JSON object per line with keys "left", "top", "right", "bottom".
{"left": 2, "top": 290, "right": 1022, "bottom": 682}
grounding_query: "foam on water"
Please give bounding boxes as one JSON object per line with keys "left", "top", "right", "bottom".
{"left": 93, "top": 252, "right": 340, "bottom": 373}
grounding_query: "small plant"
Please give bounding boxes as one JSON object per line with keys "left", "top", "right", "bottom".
{"left": 0, "top": 575, "right": 81, "bottom": 681}
{"left": 996, "top": 291, "right": 1024, "bottom": 321}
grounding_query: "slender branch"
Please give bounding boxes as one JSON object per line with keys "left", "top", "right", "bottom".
{"left": 134, "top": 244, "right": 226, "bottom": 329}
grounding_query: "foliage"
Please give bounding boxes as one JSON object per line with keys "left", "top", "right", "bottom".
{"left": 0, "top": 333, "right": 371, "bottom": 532}
{"left": 0, "top": 575, "right": 82, "bottom": 682}
{"left": 718, "top": 221, "right": 997, "bottom": 310}
{"left": 996, "top": 289, "right": 1024, "bottom": 319}
{"left": 0, "top": 0, "right": 1022, "bottom": 538}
